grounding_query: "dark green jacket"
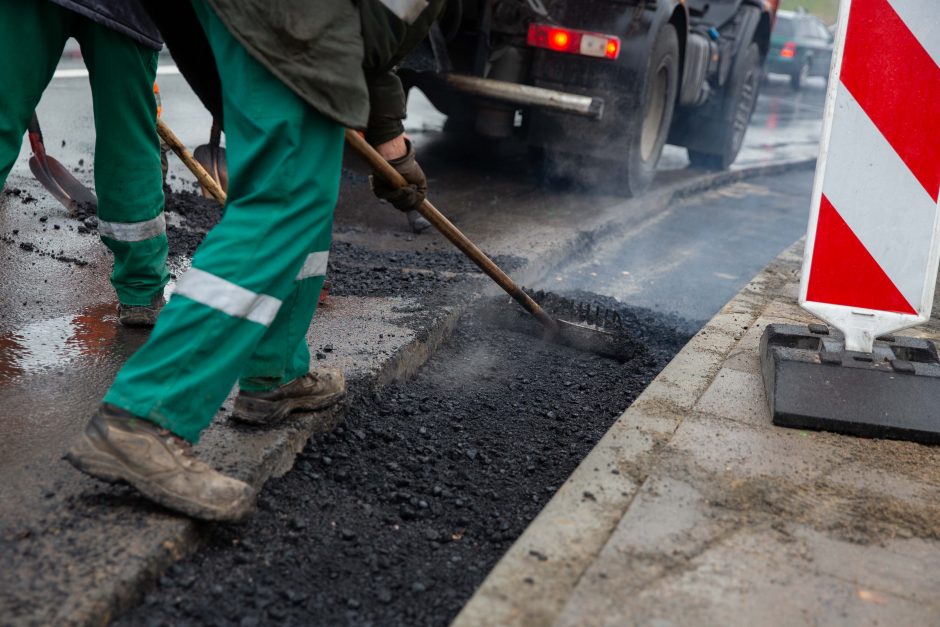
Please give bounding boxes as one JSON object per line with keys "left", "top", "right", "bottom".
{"left": 51, "top": 0, "right": 163, "bottom": 50}
{"left": 205, "top": 0, "right": 445, "bottom": 144}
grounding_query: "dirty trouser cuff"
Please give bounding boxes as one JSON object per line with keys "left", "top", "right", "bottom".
{"left": 238, "top": 377, "right": 282, "bottom": 393}
{"left": 100, "top": 395, "right": 199, "bottom": 443}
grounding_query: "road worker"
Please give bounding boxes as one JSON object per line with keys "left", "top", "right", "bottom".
{"left": 66, "top": 0, "right": 445, "bottom": 522}
{"left": 0, "top": 0, "right": 170, "bottom": 326}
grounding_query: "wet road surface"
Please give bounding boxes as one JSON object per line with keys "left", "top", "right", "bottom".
{"left": 660, "top": 75, "right": 827, "bottom": 171}
{"left": 554, "top": 170, "right": 816, "bottom": 325}
{"left": 553, "top": 74, "right": 825, "bottom": 324}
{"left": 0, "top": 48, "right": 826, "bottom": 623}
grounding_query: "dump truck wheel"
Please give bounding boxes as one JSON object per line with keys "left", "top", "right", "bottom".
{"left": 688, "top": 42, "right": 762, "bottom": 171}
{"left": 614, "top": 23, "right": 679, "bottom": 197}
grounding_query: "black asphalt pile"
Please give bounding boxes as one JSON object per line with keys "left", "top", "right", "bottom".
{"left": 163, "top": 190, "right": 223, "bottom": 257}
{"left": 156, "top": 189, "right": 525, "bottom": 298}
{"left": 117, "top": 299, "right": 692, "bottom": 627}
{"left": 52, "top": 187, "right": 222, "bottom": 256}
{"left": 328, "top": 239, "right": 525, "bottom": 300}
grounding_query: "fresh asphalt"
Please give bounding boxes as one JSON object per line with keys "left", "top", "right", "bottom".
{"left": 0, "top": 47, "right": 826, "bottom": 622}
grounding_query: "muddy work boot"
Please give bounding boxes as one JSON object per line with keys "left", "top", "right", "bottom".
{"left": 118, "top": 294, "right": 166, "bottom": 328}
{"left": 233, "top": 367, "right": 347, "bottom": 427}
{"left": 65, "top": 405, "right": 255, "bottom": 522}
{"left": 407, "top": 209, "right": 431, "bottom": 233}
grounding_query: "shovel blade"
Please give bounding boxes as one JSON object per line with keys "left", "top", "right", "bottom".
{"left": 29, "top": 156, "right": 97, "bottom": 215}
{"left": 554, "top": 319, "right": 638, "bottom": 363}
{"left": 46, "top": 155, "right": 97, "bottom": 208}
{"left": 29, "top": 157, "right": 77, "bottom": 213}
{"left": 192, "top": 143, "right": 228, "bottom": 199}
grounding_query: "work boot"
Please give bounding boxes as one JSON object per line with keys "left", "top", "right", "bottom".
{"left": 65, "top": 404, "right": 255, "bottom": 522}
{"left": 232, "top": 367, "right": 347, "bottom": 427}
{"left": 118, "top": 294, "right": 166, "bottom": 328}
{"left": 407, "top": 209, "right": 431, "bottom": 233}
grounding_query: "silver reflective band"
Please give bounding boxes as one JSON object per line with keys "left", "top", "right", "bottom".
{"left": 97, "top": 213, "right": 166, "bottom": 242}
{"left": 378, "top": 0, "right": 428, "bottom": 23}
{"left": 174, "top": 268, "right": 282, "bottom": 326}
{"left": 296, "top": 251, "right": 329, "bottom": 281}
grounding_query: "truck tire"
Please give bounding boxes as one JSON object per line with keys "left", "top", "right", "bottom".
{"left": 540, "top": 24, "right": 679, "bottom": 195}
{"left": 616, "top": 23, "right": 680, "bottom": 196}
{"left": 688, "top": 42, "right": 762, "bottom": 171}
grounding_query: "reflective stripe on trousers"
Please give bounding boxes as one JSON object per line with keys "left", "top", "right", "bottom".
{"left": 97, "top": 212, "right": 166, "bottom": 242}
{"left": 296, "top": 251, "right": 328, "bottom": 281}
{"left": 174, "top": 267, "right": 282, "bottom": 326}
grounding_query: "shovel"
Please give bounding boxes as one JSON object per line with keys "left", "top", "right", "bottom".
{"left": 344, "top": 130, "right": 635, "bottom": 362}
{"left": 192, "top": 118, "right": 228, "bottom": 198}
{"left": 156, "top": 121, "right": 631, "bottom": 359}
{"left": 27, "top": 113, "right": 98, "bottom": 215}
{"left": 155, "top": 118, "right": 227, "bottom": 204}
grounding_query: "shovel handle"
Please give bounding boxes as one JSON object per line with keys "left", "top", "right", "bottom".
{"left": 27, "top": 113, "right": 47, "bottom": 162}
{"left": 344, "top": 129, "right": 558, "bottom": 332}
{"left": 156, "top": 118, "right": 227, "bottom": 204}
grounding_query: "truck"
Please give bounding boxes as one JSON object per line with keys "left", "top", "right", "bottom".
{"left": 402, "top": 0, "right": 780, "bottom": 196}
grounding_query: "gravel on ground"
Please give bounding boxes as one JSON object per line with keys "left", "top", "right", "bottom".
{"left": 116, "top": 296, "right": 691, "bottom": 627}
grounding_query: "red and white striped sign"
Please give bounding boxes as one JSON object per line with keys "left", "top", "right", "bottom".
{"left": 799, "top": 0, "right": 940, "bottom": 353}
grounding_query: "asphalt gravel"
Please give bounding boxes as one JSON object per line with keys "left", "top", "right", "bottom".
{"left": 39, "top": 174, "right": 692, "bottom": 627}
{"left": 116, "top": 296, "right": 692, "bottom": 627}
{"left": 164, "top": 189, "right": 224, "bottom": 257}
{"left": 155, "top": 190, "right": 525, "bottom": 294}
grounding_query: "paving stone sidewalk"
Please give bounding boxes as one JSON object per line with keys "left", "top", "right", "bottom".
{"left": 455, "top": 241, "right": 940, "bottom": 626}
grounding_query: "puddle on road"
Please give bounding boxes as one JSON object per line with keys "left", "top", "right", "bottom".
{"left": 0, "top": 302, "right": 140, "bottom": 383}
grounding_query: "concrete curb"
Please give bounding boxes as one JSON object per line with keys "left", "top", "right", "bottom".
{"left": 3, "top": 157, "right": 815, "bottom": 627}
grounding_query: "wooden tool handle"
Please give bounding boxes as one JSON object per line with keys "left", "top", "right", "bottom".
{"left": 156, "top": 118, "right": 227, "bottom": 204}
{"left": 345, "top": 130, "right": 558, "bottom": 332}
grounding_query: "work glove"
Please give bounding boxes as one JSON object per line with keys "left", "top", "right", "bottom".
{"left": 370, "top": 139, "right": 428, "bottom": 213}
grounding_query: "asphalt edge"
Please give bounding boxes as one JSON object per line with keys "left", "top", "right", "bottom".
{"left": 450, "top": 238, "right": 804, "bottom": 626}
{"left": 513, "top": 157, "right": 816, "bottom": 288}
{"left": 60, "top": 157, "right": 814, "bottom": 627}
{"left": 60, "top": 523, "right": 204, "bottom": 626}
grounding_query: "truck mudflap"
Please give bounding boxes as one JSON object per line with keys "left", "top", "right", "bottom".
{"left": 442, "top": 74, "right": 605, "bottom": 119}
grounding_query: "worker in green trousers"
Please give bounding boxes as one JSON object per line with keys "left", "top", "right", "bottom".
{"left": 103, "top": 0, "right": 345, "bottom": 441}
{"left": 67, "top": 0, "right": 444, "bottom": 522}
{"left": 0, "top": 0, "right": 169, "bottom": 326}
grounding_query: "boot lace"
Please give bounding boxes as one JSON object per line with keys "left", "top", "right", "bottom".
{"left": 158, "top": 428, "right": 199, "bottom": 467}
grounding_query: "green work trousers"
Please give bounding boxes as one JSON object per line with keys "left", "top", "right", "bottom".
{"left": 104, "top": 0, "right": 344, "bottom": 442}
{"left": 0, "top": 0, "right": 168, "bottom": 306}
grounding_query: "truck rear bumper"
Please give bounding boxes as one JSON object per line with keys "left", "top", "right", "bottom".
{"left": 442, "top": 74, "right": 605, "bottom": 120}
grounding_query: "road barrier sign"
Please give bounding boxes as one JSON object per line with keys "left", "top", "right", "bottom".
{"left": 762, "top": 0, "right": 940, "bottom": 444}
{"left": 799, "top": 0, "right": 940, "bottom": 353}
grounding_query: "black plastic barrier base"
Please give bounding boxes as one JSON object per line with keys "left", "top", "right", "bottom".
{"left": 760, "top": 323, "right": 940, "bottom": 444}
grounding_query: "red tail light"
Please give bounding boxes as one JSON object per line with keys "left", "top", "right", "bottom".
{"left": 780, "top": 41, "right": 797, "bottom": 58}
{"left": 527, "top": 23, "right": 621, "bottom": 60}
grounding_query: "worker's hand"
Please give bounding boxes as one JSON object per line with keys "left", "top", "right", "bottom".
{"left": 370, "top": 137, "right": 428, "bottom": 212}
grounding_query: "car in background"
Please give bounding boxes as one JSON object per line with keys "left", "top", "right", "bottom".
{"left": 766, "top": 9, "right": 834, "bottom": 89}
